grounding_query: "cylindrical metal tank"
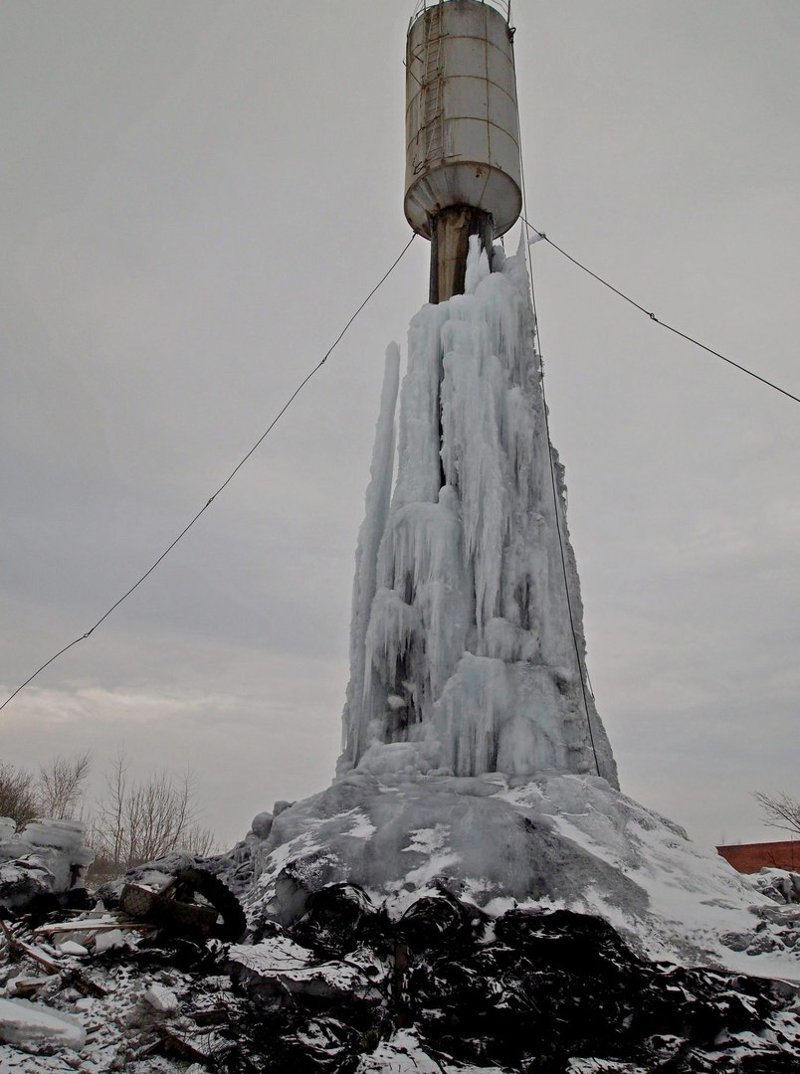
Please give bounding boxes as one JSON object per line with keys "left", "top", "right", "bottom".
{"left": 404, "top": 0, "right": 522, "bottom": 242}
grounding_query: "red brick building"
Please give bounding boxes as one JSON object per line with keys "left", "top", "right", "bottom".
{"left": 717, "top": 840, "right": 800, "bottom": 874}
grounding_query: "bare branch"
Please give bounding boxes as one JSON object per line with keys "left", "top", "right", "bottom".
{"left": 37, "top": 752, "right": 91, "bottom": 820}
{"left": 754, "top": 791, "right": 800, "bottom": 838}
{"left": 0, "top": 762, "right": 38, "bottom": 828}
{"left": 89, "top": 755, "right": 216, "bottom": 879}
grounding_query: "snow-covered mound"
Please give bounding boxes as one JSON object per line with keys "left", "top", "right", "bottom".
{"left": 0, "top": 817, "right": 93, "bottom": 910}
{"left": 242, "top": 771, "right": 800, "bottom": 982}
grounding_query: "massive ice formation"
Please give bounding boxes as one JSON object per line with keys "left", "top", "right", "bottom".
{"left": 342, "top": 240, "right": 617, "bottom": 787}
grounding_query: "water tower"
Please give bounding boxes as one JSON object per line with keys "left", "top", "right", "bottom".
{"left": 404, "top": 0, "right": 522, "bottom": 301}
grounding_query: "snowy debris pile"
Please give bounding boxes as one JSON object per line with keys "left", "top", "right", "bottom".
{"left": 747, "top": 868, "right": 800, "bottom": 906}
{"left": 0, "top": 858, "right": 249, "bottom": 1072}
{"left": 74, "top": 856, "right": 244, "bottom": 956}
{"left": 0, "top": 817, "right": 93, "bottom": 912}
{"left": 227, "top": 883, "right": 800, "bottom": 1072}
{"left": 4, "top": 868, "right": 798, "bottom": 1073}
{"left": 720, "top": 872, "right": 800, "bottom": 962}
{"left": 342, "top": 240, "right": 617, "bottom": 786}
{"left": 0, "top": 912, "right": 239, "bottom": 1071}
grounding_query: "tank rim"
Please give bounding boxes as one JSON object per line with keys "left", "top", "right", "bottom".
{"left": 408, "top": 0, "right": 512, "bottom": 32}
{"left": 404, "top": 161, "right": 522, "bottom": 240}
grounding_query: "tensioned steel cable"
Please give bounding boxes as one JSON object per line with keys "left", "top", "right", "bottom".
{"left": 0, "top": 234, "right": 417, "bottom": 713}
{"left": 523, "top": 282, "right": 602, "bottom": 778}
{"left": 522, "top": 217, "right": 800, "bottom": 408}
{"left": 530, "top": 292, "right": 602, "bottom": 777}
{"left": 513, "top": 114, "right": 602, "bottom": 775}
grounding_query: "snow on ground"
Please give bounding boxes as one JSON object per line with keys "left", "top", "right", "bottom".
{"left": 0, "top": 997, "right": 85, "bottom": 1050}
{"left": 352, "top": 1030, "right": 503, "bottom": 1073}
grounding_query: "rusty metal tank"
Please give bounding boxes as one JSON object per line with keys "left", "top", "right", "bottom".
{"left": 404, "top": 0, "right": 522, "bottom": 242}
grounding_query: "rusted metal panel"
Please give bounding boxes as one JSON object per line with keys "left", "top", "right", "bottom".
{"left": 429, "top": 205, "right": 493, "bottom": 302}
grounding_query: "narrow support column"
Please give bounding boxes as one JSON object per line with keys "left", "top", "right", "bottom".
{"left": 429, "top": 205, "right": 494, "bottom": 303}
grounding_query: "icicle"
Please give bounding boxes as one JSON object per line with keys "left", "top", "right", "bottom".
{"left": 392, "top": 304, "right": 447, "bottom": 508}
{"left": 464, "top": 234, "right": 491, "bottom": 294}
{"left": 341, "top": 344, "right": 400, "bottom": 765}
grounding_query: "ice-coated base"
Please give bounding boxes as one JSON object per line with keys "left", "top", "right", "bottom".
{"left": 243, "top": 770, "right": 800, "bottom": 980}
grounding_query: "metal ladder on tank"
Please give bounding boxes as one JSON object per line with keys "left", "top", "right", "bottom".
{"left": 417, "top": 2, "right": 446, "bottom": 171}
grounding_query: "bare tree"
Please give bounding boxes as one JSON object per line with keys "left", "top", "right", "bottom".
{"left": 97, "top": 752, "right": 128, "bottom": 872}
{"left": 91, "top": 753, "right": 214, "bottom": 877}
{"left": 37, "top": 752, "right": 91, "bottom": 820}
{"left": 0, "top": 762, "right": 38, "bottom": 829}
{"left": 755, "top": 791, "right": 800, "bottom": 838}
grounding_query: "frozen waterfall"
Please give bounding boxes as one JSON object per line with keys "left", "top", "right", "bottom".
{"left": 342, "top": 239, "right": 618, "bottom": 789}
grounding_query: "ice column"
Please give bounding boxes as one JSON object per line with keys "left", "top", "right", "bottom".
{"left": 343, "top": 344, "right": 400, "bottom": 763}
{"left": 341, "top": 242, "right": 618, "bottom": 788}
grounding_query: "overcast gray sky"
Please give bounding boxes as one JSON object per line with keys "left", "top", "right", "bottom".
{"left": 2, "top": 1, "right": 799, "bottom": 850}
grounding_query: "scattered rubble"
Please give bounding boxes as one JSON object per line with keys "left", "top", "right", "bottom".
{"left": 748, "top": 867, "right": 800, "bottom": 905}
{"left": 0, "top": 817, "right": 93, "bottom": 916}
{"left": 2, "top": 806, "right": 800, "bottom": 1072}
{"left": 2, "top": 856, "right": 798, "bottom": 1072}
{"left": 144, "top": 983, "right": 179, "bottom": 1014}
